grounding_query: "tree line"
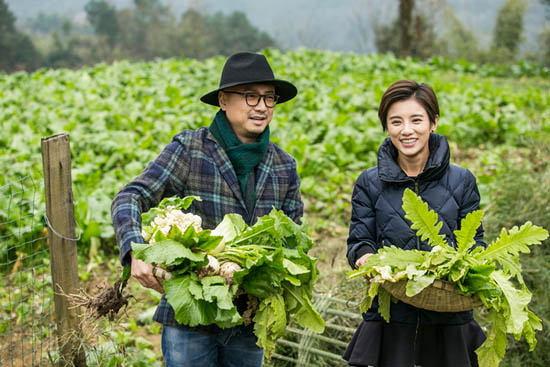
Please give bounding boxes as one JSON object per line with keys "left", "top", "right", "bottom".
{"left": 1, "top": 0, "right": 549, "bottom": 73}
{"left": 1, "top": 0, "right": 276, "bottom": 72}
{"left": 370, "top": 0, "right": 549, "bottom": 65}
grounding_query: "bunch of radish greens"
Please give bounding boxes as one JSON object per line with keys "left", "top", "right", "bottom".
{"left": 130, "top": 196, "right": 325, "bottom": 357}
{"left": 348, "top": 188, "right": 548, "bottom": 367}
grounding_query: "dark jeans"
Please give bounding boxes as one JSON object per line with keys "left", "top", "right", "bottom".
{"left": 161, "top": 325, "right": 264, "bottom": 367}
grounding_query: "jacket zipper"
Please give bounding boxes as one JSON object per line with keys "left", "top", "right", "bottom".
{"left": 414, "top": 179, "right": 420, "bottom": 251}
{"left": 413, "top": 179, "right": 420, "bottom": 363}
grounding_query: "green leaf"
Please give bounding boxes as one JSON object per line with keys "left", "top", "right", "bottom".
{"left": 478, "top": 222, "right": 548, "bottom": 263}
{"left": 158, "top": 196, "right": 201, "bottom": 210}
{"left": 375, "top": 246, "right": 426, "bottom": 269}
{"left": 154, "top": 224, "right": 223, "bottom": 253}
{"left": 164, "top": 274, "right": 241, "bottom": 328}
{"left": 495, "top": 256, "right": 524, "bottom": 284}
{"left": 454, "top": 210, "right": 484, "bottom": 253}
{"left": 476, "top": 309, "right": 508, "bottom": 367}
{"left": 347, "top": 246, "right": 427, "bottom": 280}
{"left": 212, "top": 214, "right": 247, "bottom": 243}
{"left": 201, "top": 276, "right": 237, "bottom": 310}
{"left": 213, "top": 305, "right": 243, "bottom": 329}
{"left": 423, "top": 246, "right": 451, "bottom": 267}
{"left": 283, "top": 247, "right": 319, "bottom": 286}
{"left": 523, "top": 311, "right": 542, "bottom": 351}
{"left": 402, "top": 188, "right": 449, "bottom": 249}
{"left": 164, "top": 274, "right": 212, "bottom": 327}
{"left": 282, "top": 258, "right": 310, "bottom": 275}
{"left": 131, "top": 240, "right": 206, "bottom": 268}
{"left": 284, "top": 273, "right": 301, "bottom": 286}
{"left": 241, "top": 265, "right": 284, "bottom": 299}
{"left": 469, "top": 263, "right": 496, "bottom": 277}
{"left": 490, "top": 270, "right": 531, "bottom": 334}
{"left": 458, "top": 273, "right": 494, "bottom": 294}
{"left": 405, "top": 274, "right": 436, "bottom": 297}
{"left": 230, "top": 249, "right": 286, "bottom": 298}
{"left": 193, "top": 229, "right": 224, "bottom": 253}
{"left": 200, "top": 275, "right": 225, "bottom": 286}
{"left": 282, "top": 283, "right": 325, "bottom": 333}
{"left": 253, "top": 293, "right": 287, "bottom": 358}
{"left": 378, "top": 287, "right": 391, "bottom": 323}
{"left": 142, "top": 196, "right": 201, "bottom": 227}
{"left": 359, "top": 282, "right": 379, "bottom": 314}
{"left": 232, "top": 209, "right": 314, "bottom": 252}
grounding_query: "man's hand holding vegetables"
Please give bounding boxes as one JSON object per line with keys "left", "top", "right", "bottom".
{"left": 130, "top": 255, "right": 163, "bottom": 294}
{"left": 111, "top": 52, "right": 303, "bottom": 367}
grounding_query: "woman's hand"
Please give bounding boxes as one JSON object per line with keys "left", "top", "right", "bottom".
{"left": 131, "top": 255, "right": 164, "bottom": 294}
{"left": 355, "top": 253, "right": 374, "bottom": 280}
{"left": 355, "top": 253, "right": 373, "bottom": 269}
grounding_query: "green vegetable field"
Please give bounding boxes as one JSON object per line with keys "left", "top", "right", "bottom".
{"left": 1, "top": 49, "right": 549, "bottom": 366}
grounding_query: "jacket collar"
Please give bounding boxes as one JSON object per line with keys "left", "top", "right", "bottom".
{"left": 378, "top": 133, "right": 450, "bottom": 183}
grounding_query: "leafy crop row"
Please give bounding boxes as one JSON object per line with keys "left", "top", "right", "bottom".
{"left": 1, "top": 48, "right": 548, "bottom": 257}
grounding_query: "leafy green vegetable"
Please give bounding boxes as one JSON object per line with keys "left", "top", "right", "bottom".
{"left": 282, "top": 283, "right": 325, "bottom": 333}
{"left": 253, "top": 293, "right": 287, "bottom": 357}
{"left": 402, "top": 189, "right": 449, "bottom": 249}
{"left": 164, "top": 273, "right": 241, "bottom": 328}
{"left": 348, "top": 188, "right": 548, "bottom": 367}
{"left": 131, "top": 196, "right": 325, "bottom": 358}
{"left": 132, "top": 240, "right": 207, "bottom": 267}
{"left": 211, "top": 214, "right": 247, "bottom": 242}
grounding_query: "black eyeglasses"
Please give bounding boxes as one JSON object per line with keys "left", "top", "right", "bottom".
{"left": 223, "top": 91, "right": 280, "bottom": 108}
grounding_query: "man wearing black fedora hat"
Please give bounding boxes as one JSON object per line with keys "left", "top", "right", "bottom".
{"left": 112, "top": 52, "right": 303, "bottom": 366}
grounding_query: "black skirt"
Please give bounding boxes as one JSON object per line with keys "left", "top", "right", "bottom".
{"left": 342, "top": 320, "right": 486, "bottom": 367}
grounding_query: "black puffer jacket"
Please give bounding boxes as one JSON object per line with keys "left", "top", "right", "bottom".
{"left": 347, "top": 133, "right": 485, "bottom": 325}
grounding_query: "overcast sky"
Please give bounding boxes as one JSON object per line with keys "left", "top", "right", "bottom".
{"left": 7, "top": 0, "right": 548, "bottom": 54}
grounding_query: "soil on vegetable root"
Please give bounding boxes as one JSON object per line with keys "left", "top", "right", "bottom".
{"left": 64, "top": 277, "right": 134, "bottom": 321}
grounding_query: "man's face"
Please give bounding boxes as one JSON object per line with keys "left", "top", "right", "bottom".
{"left": 218, "top": 83, "right": 276, "bottom": 143}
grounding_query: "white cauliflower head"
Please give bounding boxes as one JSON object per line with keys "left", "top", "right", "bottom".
{"left": 146, "top": 207, "right": 203, "bottom": 242}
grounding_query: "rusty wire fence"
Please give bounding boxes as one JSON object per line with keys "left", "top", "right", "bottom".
{"left": 0, "top": 173, "right": 56, "bottom": 367}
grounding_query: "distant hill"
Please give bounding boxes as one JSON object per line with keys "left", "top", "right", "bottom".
{"left": 6, "top": 0, "right": 548, "bottom": 54}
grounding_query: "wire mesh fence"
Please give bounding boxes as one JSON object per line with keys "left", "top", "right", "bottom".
{"left": 0, "top": 173, "right": 361, "bottom": 367}
{"left": 0, "top": 137, "right": 361, "bottom": 367}
{"left": 0, "top": 173, "right": 56, "bottom": 367}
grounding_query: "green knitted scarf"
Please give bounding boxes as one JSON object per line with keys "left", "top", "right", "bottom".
{"left": 209, "top": 110, "right": 269, "bottom": 204}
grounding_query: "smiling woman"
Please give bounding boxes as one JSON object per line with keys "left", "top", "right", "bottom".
{"left": 344, "top": 80, "right": 487, "bottom": 367}
{"left": 381, "top": 81, "right": 439, "bottom": 177}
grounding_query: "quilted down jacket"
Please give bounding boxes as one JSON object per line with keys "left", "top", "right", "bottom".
{"left": 347, "top": 133, "right": 485, "bottom": 325}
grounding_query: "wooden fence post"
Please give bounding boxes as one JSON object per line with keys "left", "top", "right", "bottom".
{"left": 41, "top": 133, "right": 87, "bottom": 367}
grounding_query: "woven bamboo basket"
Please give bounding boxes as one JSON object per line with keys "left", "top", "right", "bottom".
{"left": 381, "top": 279, "right": 482, "bottom": 312}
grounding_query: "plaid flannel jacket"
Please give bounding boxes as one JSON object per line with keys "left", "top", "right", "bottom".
{"left": 111, "top": 126, "right": 303, "bottom": 327}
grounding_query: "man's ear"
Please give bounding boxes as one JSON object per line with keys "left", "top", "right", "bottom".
{"left": 218, "top": 91, "right": 227, "bottom": 110}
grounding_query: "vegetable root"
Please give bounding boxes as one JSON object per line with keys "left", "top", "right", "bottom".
{"left": 219, "top": 261, "right": 242, "bottom": 285}
{"left": 60, "top": 277, "right": 133, "bottom": 321}
{"left": 197, "top": 255, "right": 220, "bottom": 279}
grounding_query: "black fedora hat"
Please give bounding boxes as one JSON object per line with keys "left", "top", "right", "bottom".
{"left": 200, "top": 52, "right": 297, "bottom": 107}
